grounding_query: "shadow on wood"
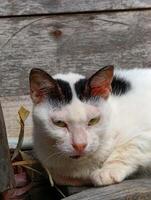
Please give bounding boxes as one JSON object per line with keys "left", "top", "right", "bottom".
{"left": 0, "top": 103, "right": 15, "bottom": 192}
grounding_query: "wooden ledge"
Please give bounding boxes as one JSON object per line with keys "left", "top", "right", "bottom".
{"left": 63, "top": 178, "right": 151, "bottom": 200}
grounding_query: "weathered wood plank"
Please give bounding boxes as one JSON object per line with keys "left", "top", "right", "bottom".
{"left": 62, "top": 179, "right": 151, "bottom": 200}
{"left": 0, "top": 11, "right": 151, "bottom": 97}
{"left": 0, "top": 96, "right": 33, "bottom": 148}
{"left": 0, "top": 103, "right": 15, "bottom": 192}
{"left": 0, "top": 0, "right": 151, "bottom": 16}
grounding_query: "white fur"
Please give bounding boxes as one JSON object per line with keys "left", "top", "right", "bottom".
{"left": 32, "top": 68, "right": 151, "bottom": 186}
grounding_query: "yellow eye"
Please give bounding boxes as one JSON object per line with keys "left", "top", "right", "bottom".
{"left": 52, "top": 120, "right": 67, "bottom": 128}
{"left": 88, "top": 116, "right": 100, "bottom": 126}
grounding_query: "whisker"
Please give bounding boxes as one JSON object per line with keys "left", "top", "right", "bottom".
{"left": 44, "top": 151, "right": 63, "bottom": 162}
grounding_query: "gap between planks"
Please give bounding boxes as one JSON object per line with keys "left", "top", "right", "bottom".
{"left": 1, "top": 7, "right": 151, "bottom": 19}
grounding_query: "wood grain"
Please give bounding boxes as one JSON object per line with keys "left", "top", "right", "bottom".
{"left": 0, "top": 11, "right": 151, "bottom": 97}
{"left": 0, "top": 103, "right": 15, "bottom": 192}
{"left": 0, "top": 0, "right": 151, "bottom": 16}
{"left": 62, "top": 178, "right": 151, "bottom": 200}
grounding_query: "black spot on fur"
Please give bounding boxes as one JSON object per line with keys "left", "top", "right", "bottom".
{"left": 74, "top": 79, "right": 88, "bottom": 100}
{"left": 56, "top": 79, "right": 72, "bottom": 103}
{"left": 75, "top": 78, "right": 99, "bottom": 101}
{"left": 111, "top": 76, "right": 131, "bottom": 96}
{"left": 48, "top": 79, "right": 72, "bottom": 108}
{"left": 75, "top": 76, "right": 131, "bottom": 101}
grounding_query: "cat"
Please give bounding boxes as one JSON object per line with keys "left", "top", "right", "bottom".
{"left": 29, "top": 66, "right": 151, "bottom": 186}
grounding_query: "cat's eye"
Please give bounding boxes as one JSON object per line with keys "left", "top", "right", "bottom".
{"left": 88, "top": 116, "right": 100, "bottom": 126}
{"left": 52, "top": 120, "right": 67, "bottom": 128}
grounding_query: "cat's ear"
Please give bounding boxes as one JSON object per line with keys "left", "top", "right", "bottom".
{"left": 87, "top": 65, "right": 114, "bottom": 99}
{"left": 29, "top": 68, "right": 61, "bottom": 104}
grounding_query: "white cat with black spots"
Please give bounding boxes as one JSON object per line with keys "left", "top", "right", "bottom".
{"left": 30, "top": 66, "right": 151, "bottom": 186}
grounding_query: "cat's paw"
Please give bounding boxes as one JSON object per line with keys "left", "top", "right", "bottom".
{"left": 90, "top": 167, "right": 127, "bottom": 186}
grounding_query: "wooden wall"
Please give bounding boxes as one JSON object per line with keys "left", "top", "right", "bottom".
{"left": 0, "top": 1, "right": 151, "bottom": 97}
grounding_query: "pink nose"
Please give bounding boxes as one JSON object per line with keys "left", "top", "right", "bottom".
{"left": 72, "top": 143, "right": 87, "bottom": 153}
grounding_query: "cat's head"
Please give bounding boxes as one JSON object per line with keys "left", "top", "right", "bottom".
{"left": 29, "top": 66, "right": 113, "bottom": 158}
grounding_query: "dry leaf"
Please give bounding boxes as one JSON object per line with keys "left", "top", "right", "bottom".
{"left": 11, "top": 106, "right": 30, "bottom": 161}
{"left": 18, "top": 106, "right": 30, "bottom": 122}
{"left": 12, "top": 160, "right": 37, "bottom": 166}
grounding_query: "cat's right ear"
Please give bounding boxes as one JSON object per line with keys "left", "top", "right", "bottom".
{"left": 86, "top": 65, "right": 114, "bottom": 99}
{"left": 29, "top": 68, "right": 61, "bottom": 104}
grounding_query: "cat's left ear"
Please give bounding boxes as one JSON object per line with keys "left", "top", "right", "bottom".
{"left": 87, "top": 65, "right": 114, "bottom": 99}
{"left": 29, "top": 68, "right": 62, "bottom": 104}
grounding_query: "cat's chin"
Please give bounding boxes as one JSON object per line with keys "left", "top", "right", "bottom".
{"left": 69, "top": 152, "right": 91, "bottom": 159}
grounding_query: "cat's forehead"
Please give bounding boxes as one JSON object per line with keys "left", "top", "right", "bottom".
{"left": 52, "top": 99, "right": 100, "bottom": 122}
{"left": 50, "top": 72, "right": 99, "bottom": 107}
{"left": 53, "top": 72, "right": 85, "bottom": 85}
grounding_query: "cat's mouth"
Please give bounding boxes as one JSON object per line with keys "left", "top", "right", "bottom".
{"left": 70, "top": 155, "right": 81, "bottom": 159}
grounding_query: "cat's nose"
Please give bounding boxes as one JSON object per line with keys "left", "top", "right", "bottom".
{"left": 72, "top": 143, "right": 87, "bottom": 153}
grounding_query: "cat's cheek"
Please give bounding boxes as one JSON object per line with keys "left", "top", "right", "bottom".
{"left": 86, "top": 132, "right": 100, "bottom": 153}
{"left": 49, "top": 126, "right": 68, "bottom": 139}
{"left": 55, "top": 135, "right": 73, "bottom": 155}
{"left": 56, "top": 144, "right": 73, "bottom": 156}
